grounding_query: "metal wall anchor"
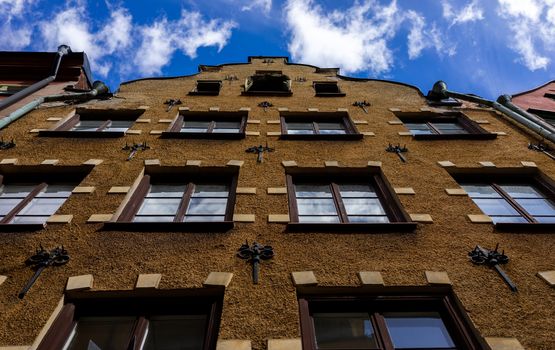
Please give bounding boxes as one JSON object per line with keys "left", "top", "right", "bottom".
{"left": 353, "top": 100, "right": 371, "bottom": 113}
{"left": 469, "top": 243, "right": 517, "bottom": 292}
{"left": 0, "top": 138, "right": 15, "bottom": 149}
{"left": 386, "top": 143, "right": 408, "bottom": 162}
{"left": 237, "top": 241, "right": 274, "bottom": 284}
{"left": 123, "top": 142, "right": 150, "bottom": 161}
{"left": 164, "top": 99, "right": 182, "bottom": 112}
{"left": 246, "top": 142, "right": 274, "bottom": 163}
{"left": 258, "top": 101, "right": 273, "bottom": 112}
{"left": 19, "top": 245, "right": 69, "bottom": 299}
{"left": 528, "top": 141, "right": 555, "bottom": 160}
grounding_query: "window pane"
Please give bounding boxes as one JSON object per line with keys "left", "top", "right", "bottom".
{"left": 17, "top": 198, "right": 66, "bottom": 216}
{"left": 298, "top": 215, "right": 340, "bottom": 223}
{"left": 186, "top": 198, "right": 228, "bottom": 215}
{"left": 461, "top": 184, "right": 501, "bottom": 198}
{"left": 213, "top": 121, "right": 241, "bottom": 133}
{"left": 0, "top": 185, "right": 35, "bottom": 198}
{"left": 136, "top": 198, "right": 181, "bottom": 216}
{"left": 37, "top": 185, "right": 74, "bottom": 198}
{"left": 490, "top": 216, "right": 528, "bottom": 224}
{"left": 297, "top": 198, "right": 337, "bottom": 215}
{"left": 499, "top": 185, "right": 544, "bottom": 198}
{"left": 348, "top": 216, "right": 390, "bottom": 223}
{"left": 288, "top": 129, "right": 314, "bottom": 135}
{"left": 295, "top": 185, "right": 332, "bottom": 198}
{"left": 405, "top": 123, "right": 433, "bottom": 135}
{"left": 11, "top": 216, "right": 50, "bottom": 224}
{"left": 535, "top": 216, "right": 555, "bottom": 223}
{"left": 515, "top": 198, "right": 555, "bottom": 216}
{"left": 66, "top": 316, "right": 135, "bottom": 350}
{"left": 143, "top": 315, "right": 207, "bottom": 350}
{"left": 432, "top": 122, "right": 468, "bottom": 134}
{"left": 181, "top": 120, "right": 210, "bottom": 132}
{"left": 384, "top": 312, "right": 455, "bottom": 349}
{"left": 132, "top": 216, "right": 175, "bottom": 223}
{"left": 287, "top": 122, "right": 314, "bottom": 134}
{"left": 106, "top": 120, "right": 133, "bottom": 132}
{"left": 183, "top": 215, "right": 225, "bottom": 222}
{"left": 313, "top": 313, "right": 378, "bottom": 349}
{"left": 0, "top": 198, "right": 22, "bottom": 215}
{"left": 147, "top": 185, "right": 187, "bottom": 198}
{"left": 343, "top": 198, "right": 386, "bottom": 215}
{"left": 72, "top": 120, "right": 104, "bottom": 131}
{"left": 338, "top": 184, "right": 377, "bottom": 198}
{"left": 473, "top": 198, "right": 521, "bottom": 216}
{"left": 192, "top": 185, "right": 229, "bottom": 198}
{"left": 318, "top": 122, "right": 347, "bottom": 134}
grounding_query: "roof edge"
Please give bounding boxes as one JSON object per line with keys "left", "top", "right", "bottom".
{"left": 511, "top": 79, "right": 555, "bottom": 98}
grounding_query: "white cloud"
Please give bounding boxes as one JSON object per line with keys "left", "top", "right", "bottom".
{"left": 242, "top": 0, "right": 272, "bottom": 14}
{"left": 284, "top": 0, "right": 401, "bottom": 75}
{"left": 0, "top": 0, "right": 36, "bottom": 19}
{"left": 406, "top": 11, "right": 455, "bottom": 60}
{"left": 99, "top": 8, "right": 133, "bottom": 54}
{"left": 133, "top": 10, "right": 236, "bottom": 75}
{"left": 497, "top": 0, "right": 555, "bottom": 70}
{"left": 0, "top": 0, "right": 36, "bottom": 50}
{"left": 442, "top": 0, "right": 484, "bottom": 25}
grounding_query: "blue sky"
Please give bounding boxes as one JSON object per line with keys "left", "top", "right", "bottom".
{"left": 1, "top": 0, "right": 555, "bottom": 99}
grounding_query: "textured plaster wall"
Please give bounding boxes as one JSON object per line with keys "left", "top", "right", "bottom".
{"left": 0, "top": 58, "right": 554, "bottom": 349}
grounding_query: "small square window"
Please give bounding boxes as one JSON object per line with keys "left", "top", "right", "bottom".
{"left": 313, "top": 82, "right": 346, "bottom": 97}
{"left": 450, "top": 168, "right": 555, "bottom": 230}
{"left": 36, "top": 289, "right": 223, "bottom": 350}
{"left": 107, "top": 166, "right": 238, "bottom": 231}
{"left": 286, "top": 167, "right": 415, "bottom": 231}
{"left": 298, "top": 286, "right": 488, "bottom": 350}
{"left": 396, "top": 112, "right": 496, "bottom": 140}
{"left": 162, "top": 111, "right": 247, "bottom": 139}
{"left": 189, "top": 80, "right": 222, "bottom": 96}
{"left": 280, "top": 112, "right": 362, "bottom": 140}
{"left": 39, "top": 108, "right": 144, "bottom": 138}
{"left": 242, "top": 70, "right": 292, "bottom": 96}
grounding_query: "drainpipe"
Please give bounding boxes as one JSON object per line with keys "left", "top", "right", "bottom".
{"left": 496, "top": 94, "right": 555, "bottom": 134}
{"left": 0, "top": 81, "right": 110, "bottom": 130}
{"left": 429, "top": 81, "right": 555, "bottom": 144}
{"left": 0, "top": 45, "right": 72, "bottom": 112}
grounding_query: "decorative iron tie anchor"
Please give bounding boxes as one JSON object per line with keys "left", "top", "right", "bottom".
{"left": 258, "top": 101, "right": 273, "bottom": 112}
{"left": 528, "top": 141, "right": 555, "bottom": 160}
{"left": 353, "top": 100, "right": 371, "bottom": 113}
{"left": 164, "top": 98, "right": 182, "bottom": 112}
{"left": 237, "top": 241, "right": 274, "bottom": 284}
{"left": 468, "top": 243, "right": 517, "bottom": 292}
{"left": 0, "top": 138, "right": 15, "bottom": 150}
{"left": 19, "top": 245, "right": 69, "bottom": 299}
{"left": 123, "top": 141, "right": 150, "bottom": 161}
{"left": 386, "top": 143, "right": 408, "bottom": 162}
{"left": 246, "top": 142, "right": 274, "bottom": 163}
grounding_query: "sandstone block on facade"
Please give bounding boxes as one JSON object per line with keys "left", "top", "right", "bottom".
{"left": 388, "top": 107, "right": 401, "bottom": 112}
{"left": 437, "top": 160, "right": 455, "bottom": 167}
{"left": 72, "top": 186, "right": 95, "bottom": 194}
{"left": 445, "top": 188, "right": 467, "bottom": 196}
{"left": 227, "top": 160, "right": 244, "bottom": 167}
{"left": 277, "top": 107, "right": 288, "bottom": 112}
{"left": 246, "top": 119, "right": 260, "bottom": 124}
{"left": 209, "top": 107, "right": 220, "bottom": 111}
{"left": 47, "top": 117, "right": 62, "bottom": 121}
{"left": 354, "top": 120, "right": 368, "bottom": 124}
{"left": 267, "top": 339, "right": 302, "bottom": 350}
{"left": 268, "top": 187, "right": 287, "bottom": 194}
{"left": 46, "top": 215, "right": 73, "bottom": 224}
{"left": 158, "top": 119, "right": 173, "bottom": 123}
{"left": 398, "top": 131, "right": 412, "bottom": 136}
{"left": 410, "top": 214, "right": 433, "bottom": 223}
{"left": 149, "top": 130, "right": 163, "bottom": 135}
{"left": 291, "top": 271, "right": 318, "bottom": 286}
{"left": 186, "top": 160, "right": 202, "bottom": 166}
{"left": 494, "top": 131, "right": 507, "bottom": 136}
{"left": 325, "top": 161, "right": 339, "bottom": 167}
{"left": 239, "top": 107, "right": 251, "bottom": 111}
{"left": 41, "top": 159, "right": 59, "bottom": 165}
{"left": 282, "top": 160, "right": 297, "bottom": 167}
{"left": 87, "top": 214, "right": 113, "bottom": 223}
{"left": 125, "top": 130, "right": 142, "bottom": 135}
{"left": 267, "top": 132, "right": 281, "bottom": 136}
{"left": 236, "top": 187, "right": 256, "bottom": 194}
{"left": 108, "top": 186, "right": 130, "bottom": 194}
{"left": 0, "top": 275, "right": 6, "bottom": 286}
{"left": 83, "top": 159, "right": 103, "bottom": 166}
{"left": 468, "top": 214, "right": 492, "bottom": 223}
{"left": 136, "top": 119, "right": 151, "bottom": 123}
{"left": 537, "top": 271, "right": 555, "bottom": 287}
{"left": 233, "top": 214, "right": 255, "bottom": 223}
{"left": 144, "top": 159, "right": 161, "bottom": 166}
{"left": 358, "top": 271, "right": 384, "bottom": 286}
{"left": 485, "top": 337, "right": 524, "bottom": 350}
{"left": 307, "top": 108, "right": 319, "bottom": 112}
{"left": 337, "top": 108, "right": 348, "bottom": 112}
{"left": 245, "top": 131, "right": 260, "bottom": 136}
{"left": 479, "top": 161, "right": 496, "bottom": 167}
{"left": 388, "top": 120, "right": 403, "bottom": 125}
{"left": 204, "top": 272, "right": 233, "bottom": 288}
{"left": 135, "top": 274, "right": 162, "bottom": 289}
{"left": 474, "top": 120, "right": 490, "bottom": 124}
{"left": 0, "top": 159, "right": 17, "bottom": 165}
{"left": 268, "top": 214, "right": 289, "bottom": 223}
{"left": 425, "top": 271, "right": 452, "bottom": 285}
{"left": 394, "top": 187, "right": 415, "bottom": 195}
{"left": 66, "top": 274, "right": 93, "bottom": 291}
{"left": 521, "top": 161, "right": 537, "bottom": 167}
{"left": 367, "top": 161, "right": 382, "bottom": 167}
{"left": 178, "top": 107, "right": 190, "bottom": 111}
{"left": 216, "top": 340, "right": 251, "bottom": 350}
{"left": 361, "top": 131, "right": 375, "bottom": 136}
{"left": 267, "top": 120, "right": 280, "bottom": 124}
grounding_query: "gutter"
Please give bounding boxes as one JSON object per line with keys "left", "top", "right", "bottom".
{"left": 428, "top": 81, "right": 555, "bottom": 144}
{"left": 0, "top": 45, "right": 72, "bottom": 113}
{"left": 0, "top": 81, "right": 110, "bottom": 130}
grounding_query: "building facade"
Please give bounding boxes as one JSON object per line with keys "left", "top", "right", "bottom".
{"left": 0, "top": 53, "right": 554, "bottom": 350}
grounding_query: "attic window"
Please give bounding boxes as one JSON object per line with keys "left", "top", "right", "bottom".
{"left": 544, "top": 92, "right": 555, "bottom": 100}
{"left": 528, "top": 108, "right": 555, "bottom": 127}
{"left": 0, "top": 84, "right": 28, "bottom": 96}
{"left": 189, "top": 80, "right": 222, "bottom": 96}
{"left": 427, "top": 96, "right": 462, "bottom": 107}
{"left": 313, "top": 82, "right": 345, "bottom": 97}
{"left": 242, "top": 70, "right": 292, "bottom": 96}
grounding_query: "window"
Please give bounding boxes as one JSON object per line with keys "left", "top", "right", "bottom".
{"left": 396, "top": 112, "right": 496, "bottom": 140}
{"left": 528, "top": 108, "right": 555, "bottom": 127}
{"left": 37, "top": 289, "right": 223, "bottom": 350}
{"left": 0, "top": 84, "right": 28, "bottom": 96}
{"left": 544, "top": 92, "right": 555, "bottom": 100}
{"left": 189, "top": 80, "right": 222, "bottom": 95}
{"left": 286, "top": 168, "right": 414, "bottom": 231}
{"left": 0, "top": 165, "right": 89, "bottom": 229}
{"left": 313, "top": 81, "right": 346, "bottom": 97}
{"left": 107, "top": 166, "right": 238, "bottom": 231}
{"left": 298, "top": 286, "right": 488, "bottom": 350}
{"left": 242, "top": 70, "right": 292, "bottom": 96}
{"left": 280, "top": 112, "right": 362, "bottom": 140}
{"left": 451, "top": 168, "right": 555, "bottom": 229}
{"left": 39, "top": 108, "right": 144, "bottom": 138}
{"left": 162, "top": 111, "right": 247, "bottom": 139}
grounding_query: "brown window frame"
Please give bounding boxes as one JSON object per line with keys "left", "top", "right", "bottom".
{"left": 450, "top": 167, "right": 555, "bottom": 232}
{"left": 189, "top": 80, "right": 222, "bottom": 96}
{"left": 297, "top": 285, "right": 489, "bottom": 350}
{"left": 241, "top": 70, "right": 293, "bottom": 96}
{"left": 0, "top": 164, "right": 92, "bottom": 231}
{"left": 161, "top": 111, "right": 248, "bottom": 139}
{"left": 37, "top": 288, "right": 224, "bottom": 350}
{"left": 280, "top": 112, "right": 362, "bottom": 140}
{"left": 39, "top": 108, "right": 144, "bottom": 138}
{"left": 105, "top": 166, "right": 239, "bottom": 232}
{"left": 313, "top": 81, "right": 346, "bottom": 97}
{"left": 285, "top": 167, "right": 415, "bottom": 232}
{"left": 396, "top": 111, "right": 496, "bottom": 140}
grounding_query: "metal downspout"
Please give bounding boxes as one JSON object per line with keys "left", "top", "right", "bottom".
{"left": 0, "top": 45, "right": 72, "bottom": 112}
{"left": 496, "top": 94, "right": 555, "bottom": 134}
{"left": 429, "top": 81, "right": 555, "bottom": 144}
{"left": 0, "top": 81, "right": 110, "bottom": 130}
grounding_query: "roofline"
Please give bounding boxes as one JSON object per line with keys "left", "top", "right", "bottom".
{"left": 511, "top": 79, "right": 555, "bottom": 98}
{"left": 118, "top": 56, "right": 425, "bottom": 96}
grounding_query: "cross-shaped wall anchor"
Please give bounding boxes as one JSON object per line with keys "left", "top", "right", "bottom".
{"left": 258, "top": 101, "right": 273, "bottom": 112}
{"left": 246, "top": 142, "right": 274, "bottom": 163}
{"left": 353, "top": 100, "right": 371, "bottom": 113}
{"left": 0, "top": 138, "right": 15, "bottom": 149}
{"left": 528, "top": 141, "right": 555, "bottom": 160}
{"left": 19, "top": 245, "right": 69, "bottom": 299}
{"left": 123, "top": 142, "right": 150, "bottom": 161}
{"left": 164, "top": 99, "right": 182, "bottom": 112}
{"left": 386, "top": 143, "right": 408, "bottom": 162}
{"left": 469, "top": 243, "right": 517, "bottom": 292}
